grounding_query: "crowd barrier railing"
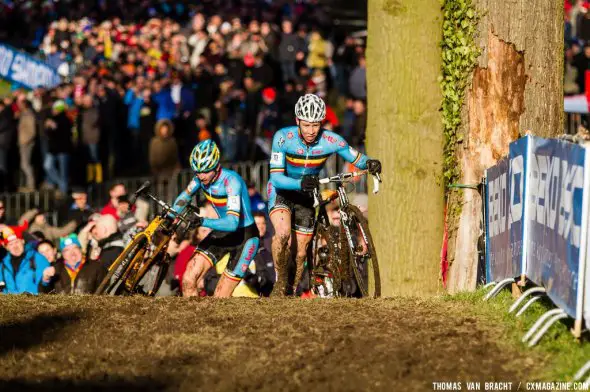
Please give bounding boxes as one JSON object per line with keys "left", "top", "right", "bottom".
{"left": 483, "top": 135, "right": 590, "bottom": 378}
{"left": 2, "top": 158, "right": 368, "bottom": 222}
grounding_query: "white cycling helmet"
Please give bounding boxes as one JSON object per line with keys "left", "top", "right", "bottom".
{"left": 294, "top": 93, "right": 326, "bottom": 123}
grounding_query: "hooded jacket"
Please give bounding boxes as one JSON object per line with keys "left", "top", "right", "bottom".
{"left": 149, "top": 119, "right": 179, "bottom": 178}
{"left": 0, "top": 244, "right": 50, "bottom": 294}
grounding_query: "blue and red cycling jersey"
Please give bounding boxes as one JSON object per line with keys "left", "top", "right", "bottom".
{"left": 268, "top": 126, "right": 369, "bottom": 191}
{"left": 172, "top": 168, "right": 255, "bottom": 232}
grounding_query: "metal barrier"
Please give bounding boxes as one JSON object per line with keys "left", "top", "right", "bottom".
{"left": 565, "top": 112, "right": 587, "bottom": 135}
{"left": 1, "top": 157, "right": 371, "bottom": 222}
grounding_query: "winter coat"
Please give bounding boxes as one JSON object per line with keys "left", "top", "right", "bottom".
{"left": 46, "top": 112, "right": 73, "bottom": 154}
{"left": 0, "top": 106, "right": 15, "bottom": 149}
{"left": 149, "top": 119, "right": 179, "bottom": 178}
{"left": 42, "top": 259, "right": 107, "bottom": 295}
{"left": 307, "top": 36, "right": 328, "bottom": 69}
{"left": 349, "top": 66, "right": 367, "bottom": 100}
{"left": 118, "top": 211, "right": 138, "bottom": 235}
{"left": 278, "top": 33, "right": 305, "bottom": 62}
{"left": 19, "top": 209, "right": 77, "bottom": 242}
{"left": 80, "top": 105, "right": 101, "bottom": 145}
{"left": 97, "top": 232, "right": 125, "bottom": 270}
{"left": 0, "top": 246, "right": 50, "bottom": 294}
{"left": 124, "top": 89, "right": 144, "bottom": 130}
{"left": 18, "top": 108, "right": 36, "bottom": 146}
{"left": 62, "top": 204, "right": 95, "bottom": 232}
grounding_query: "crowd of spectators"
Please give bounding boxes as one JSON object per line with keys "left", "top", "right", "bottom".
{"left": 0, "top": 180, "right": 352, "bottom": 297}
{"left": 0, "top": 0, "right": 368, "bottom": 197}
{"left": 566, "top": 0, "right": 590, "bottom": 95}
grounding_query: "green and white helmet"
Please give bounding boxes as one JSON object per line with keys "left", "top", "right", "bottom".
{"left": 190, "top": 140, "right": 220, "bottom": 173}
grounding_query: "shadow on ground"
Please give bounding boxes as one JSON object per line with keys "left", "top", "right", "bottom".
{"left": 0, "top": 312, "right": 82, "bottom": 356}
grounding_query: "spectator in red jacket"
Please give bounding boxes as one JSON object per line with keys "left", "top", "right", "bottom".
{"left": 100, "top": 183, "right": 127, "bottom": 220}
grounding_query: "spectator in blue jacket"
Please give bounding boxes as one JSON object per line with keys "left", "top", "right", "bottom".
{"left": 0, "top": 223, "right": 53, "bottom": 294}
{"left": 124, "top": 78, "right": 146, "bottom": 170}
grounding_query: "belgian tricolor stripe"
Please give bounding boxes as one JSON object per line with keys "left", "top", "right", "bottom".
{"left": 223, "top": 271, "right": 242, "bottom": 282}
{"left": 292, "top": 228, "right": 314, "bottom": 237}
{"left": 352, "top": 152, "right": 362, "bottom": 165}
{"left": 227, "top": 210, "right": 240, "bottom": 217}
{"left": 286, "top": 154, "right": 329, "bottom": 168}
{"left": 204, "top": 193, "right": 227, "bottom": 207}
{"left": 270, "top": 168, "right": 284, "bottom": 173}
{"left": 195, "top": 250, "right": 215, "bottom": 267}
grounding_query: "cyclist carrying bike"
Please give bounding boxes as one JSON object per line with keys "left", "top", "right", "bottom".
{"left": 268, "top": 93, "right": 382, "bottom": 296}
{"left": 171, "top": 140, "right": 260, "bottom": 298}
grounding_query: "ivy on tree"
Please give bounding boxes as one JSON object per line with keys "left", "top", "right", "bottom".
{"left": 440, "top": 0, "right": 480, "bottom": 193}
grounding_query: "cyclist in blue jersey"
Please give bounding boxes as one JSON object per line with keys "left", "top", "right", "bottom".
{"left": 268, "top": 93, "right": 382, "bottom": 296}
{"left": 171, "top": 140, "right": 260, "bottom": 298}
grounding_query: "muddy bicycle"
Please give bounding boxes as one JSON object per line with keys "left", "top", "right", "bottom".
{"left": 309, "top": 170, "right": 382, "bottom": 298}
{"left": 95, "top": 181, "right": 201, "bottom": 296}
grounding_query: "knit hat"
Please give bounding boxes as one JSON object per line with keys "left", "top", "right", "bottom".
{"left": 262, "top": 87, "right": 276, "bottom": 101}
{"left": 52, "top": 99, "right": 66, "bottom": 113}
{"left": 59, "top": 234, "right": 81, "bottom": 252}
{"left": 0, "top": 222, "right": 29, "bottom": 246}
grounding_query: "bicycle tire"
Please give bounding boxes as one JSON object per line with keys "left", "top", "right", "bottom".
{"left": 341, "top": 205, "right": 381, "bottom": 298}
{"left": 310, "top": 223, "right": 341, "bottom": 297}
{"left": 127, "top": 252, "right": 170, "bottom": 296}
{"left": 95, "top": 236, "right": 147, "bottom": 295}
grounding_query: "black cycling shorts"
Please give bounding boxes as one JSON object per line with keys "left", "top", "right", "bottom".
{"left": 194, "top": 224, "right": 260, "bottom": 280}
{"left": 268, "top": 187, "right": 315, "bottom": 236}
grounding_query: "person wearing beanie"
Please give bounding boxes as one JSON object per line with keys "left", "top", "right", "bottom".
{"left": 41, "top": 233, "right": 106, "bottom": 294}
{"left": 0, "top": 223, "right": 53, "bottom": 294}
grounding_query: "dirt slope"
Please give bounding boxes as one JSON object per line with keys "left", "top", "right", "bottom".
{"left": 0, "top": 296, "right": 541, "bottom": 391}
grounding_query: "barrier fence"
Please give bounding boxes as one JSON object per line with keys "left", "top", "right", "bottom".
{"left": 484, "top": 135, "right": 590, "bottom": 347}
{"left": 1, "top": 157, "right": 368, "bottom": 222}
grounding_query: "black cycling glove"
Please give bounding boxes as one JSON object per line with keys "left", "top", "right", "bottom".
{"left": 367, "top": 159, "right": 382, "bottom": 175}
{"left": 301, "top": 175, "right": 320, "bottom": 192}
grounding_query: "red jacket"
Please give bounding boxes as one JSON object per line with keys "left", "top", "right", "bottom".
{"left": 100, "top": 202, "right": 119, "bottom": 221}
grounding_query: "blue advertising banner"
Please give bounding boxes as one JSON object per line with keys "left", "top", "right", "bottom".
{"left": 0, "top": 43, "right": 60, "bottom": 90}
{"left": 526, "top": 137, "right": 587, "bottom": 318}
{"left": 508, "top": 136, "right": 530, "bottom": 280}
{"left": 485, "top": 157, "right": 511, "bottom": 283}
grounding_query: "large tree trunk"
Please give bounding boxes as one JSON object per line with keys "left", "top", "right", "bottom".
{"left": 366, "top": 0, "right": 445, "bottom": 296}
{"left": 447, "top": 0, "right": 564, "bottom": 293}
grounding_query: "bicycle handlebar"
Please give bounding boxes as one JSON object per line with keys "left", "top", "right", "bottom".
{"left": 313, "top": 171, "right": 382, "bottom": 207}
{"left": 132, "top": 180, "right": 201, "bottom": 225}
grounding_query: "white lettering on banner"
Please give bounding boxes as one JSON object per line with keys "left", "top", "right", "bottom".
{"left": 488, "top": 172, "right": 508, "bottom": 238}
{"left": 558, "top": 159, "right": 584, "bottom": 247}
{"left": 0, "top": 46, "right": 14, "bottom": 77}
{"left": 10, "top": 54, "right": 53, "bottom": 89}
{"left": 528, "top": 152, "right": 584, "bottom": 248}
{"left": 509, "top": 155, "right": 524, "bottom": 225}
{"left": 528, "top": 155, "right": 560, "bottom": 229}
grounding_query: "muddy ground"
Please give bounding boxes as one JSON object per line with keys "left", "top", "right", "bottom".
{"left": 0, "top": 296, "right": 542, "bottom": 391}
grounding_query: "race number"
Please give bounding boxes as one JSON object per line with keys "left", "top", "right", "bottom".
{"left": 270, "top": 152, "right": 283, "bottom": 165}
{"left": 228, "top": 195, "right": 240, "bottom": 211}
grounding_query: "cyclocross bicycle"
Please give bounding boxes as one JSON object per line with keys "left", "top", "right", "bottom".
{"left": 95, "top": 181, "right": 201, "bottom": 296}
{"left": 310, "top": 170, "right": 382, "bottom": 298}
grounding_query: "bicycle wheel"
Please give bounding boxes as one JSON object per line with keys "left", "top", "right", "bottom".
{"left": 127, "top": 253, "right": 171, "bottom": 296}
{"left": 95, "top": 236, "right": 147, "bottom": 295}
{"left": 310, "top": 224, "right": 340, "bottom": 297}
{"left": 340, "top": 205, "right": 381, "bottom": 298}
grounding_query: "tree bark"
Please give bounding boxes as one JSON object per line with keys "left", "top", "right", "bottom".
{"left": 447, "top": 0, "right": 564, "bottom": 293}
{"left": 367, "top": 0, "right": 444, "bottom": 296}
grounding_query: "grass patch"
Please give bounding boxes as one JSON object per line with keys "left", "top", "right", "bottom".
{"left": 444, "top": 286, "right": 590, "bottom": 381}
{"left": 0, "top": 79, "right": 11, "bottom": 98}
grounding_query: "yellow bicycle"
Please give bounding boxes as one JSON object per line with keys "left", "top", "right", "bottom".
{"left": 95, "top": 181, "right": 201, "bottom": 296}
